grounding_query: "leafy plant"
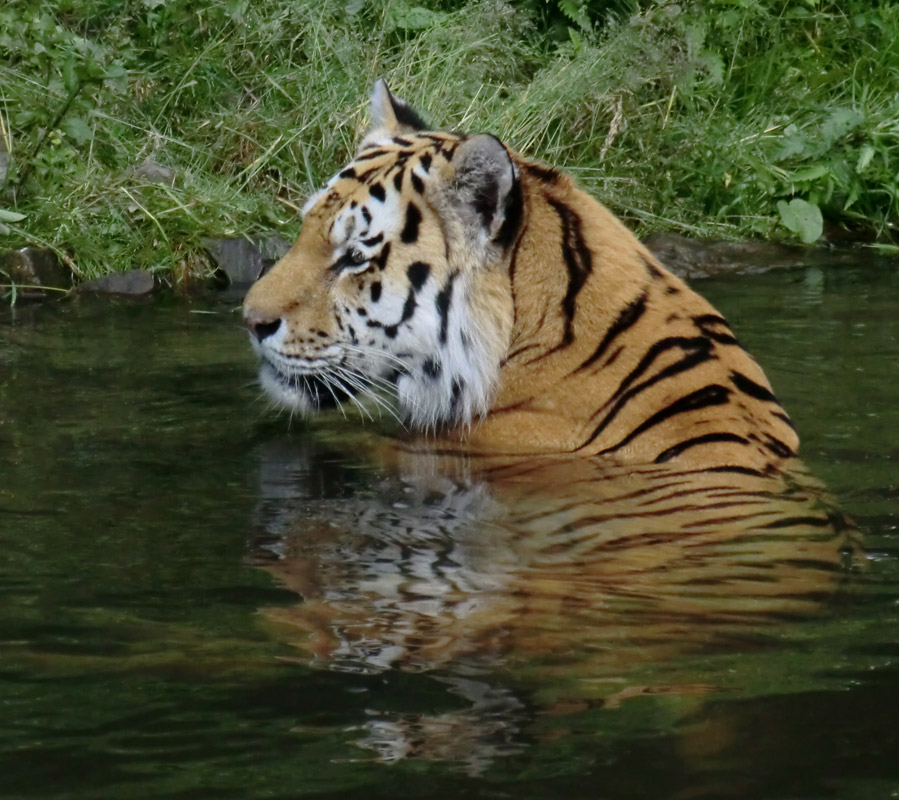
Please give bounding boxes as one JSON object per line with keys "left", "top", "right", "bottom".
{"left": 0, "top": 209, "right": 26, "bottom": 237}
{"left": 0, "top": 0, "right": 897, "bottom": 301}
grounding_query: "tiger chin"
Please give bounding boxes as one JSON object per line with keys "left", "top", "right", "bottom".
{"left": 244, "top": 80, "right": 799, "bottom": 473}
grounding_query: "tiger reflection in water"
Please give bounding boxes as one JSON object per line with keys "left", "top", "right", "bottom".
{"left": 241, "top": 82, "right": 859, "bottom": 773}
{"left": 247, "top": 438, "right": 857, "bottom": 774}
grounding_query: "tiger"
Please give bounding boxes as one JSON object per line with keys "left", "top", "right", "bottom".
{"left": 241, "top": 83, "right": 859, "bottom": 765}
{"left": 243, "top": 79, "right": 798, "bottom": 472}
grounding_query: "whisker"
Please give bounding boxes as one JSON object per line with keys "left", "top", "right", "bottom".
{"left": 319, "top": 373, "right": 348, "bottom": 419}
{"left": 333, "top": 365, "right": 401, "bottom": 425}
{"left": 330, "top": 371, "right": 375, "bottom": 422}
{"left": 341, "top": 343, "right": 409, "bottom": 369}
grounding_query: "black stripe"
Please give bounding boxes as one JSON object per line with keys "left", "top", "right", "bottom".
{"left": 419, "top": 153, "right": 432, "bottom": 172}
{"left": 547, "top": 197, "right": 593, "bottom": 350}
{"left": 401, "top": 203, "right": 421, "bottom": 243}
{"left": 654, "top": 433, "right": 750, "bottom": 464}
{"left": 369, "top": 281, "right": 381, "bottom": 302}
{"left": 470, "top": 177, "right": 499, "bottom": 230}
{"left": 640, "top": 253, "right": 664, "bottom": 279}
{"left": 435, "top": 272, "right": 457, "bottom": 344}
{"left": 422, "top": 358, "right": 441, "bottom": 378}
{"left": 762, "top": 515, "right": 832, "bottom": 529}
{"left": 393, "top": 170, "right": 404, "bottom": 191}
{"left": 694, "top": 313, "right": 728, "bottom": 326}
{"left": 731, "top": 370, "right": 778, "bottom": 402}
{"left": 525, "top": 163, "right": 560, "bottom": 183}
{"left": 362, "top": 233, "right": 383, "bottom": 246}
{"left": 407, "top": 261, "right": 430, "bottom": 291}
{"left": 703, "top": 465, "right": 767, "bottom": 477}
{"left": 369, "top": 183, "right": 386, "bottom": 202}
{"left": 361, "top": 206, "right": 371, "bottom": 224}
{"left": 353, "top": 164, "right": 383, "bottom": 183}
{"left": 503, "top": 341, "right": 541, "bottom": 363}
{"left": 400, "top": 289, "right": 416, "bottom": 321}
{"left": 576, "top": 292, "right": 647, "bottom": 372}
{"left": 694, "top": 314, "right": 739, "bottom": 345}
{"left": 681, "top": 511, "right": 773, "bottom": 529}
{"left": 763, "top": 434, "right": 794, "bottom": 458}
{"left": 601, "top": 336, "right": 715, "bottom": 408}
{"left": 339, "top": 166, "right": 356, "bottom": 180}
{"left": 382, "top": 289, "right": 417, "bottom": 339}
{"left": 450, "top": 378, "right": 465, "bottom": 417}
{"left": 578, "top": 338, "right": 716, "bottom": 450}
{"left": 374, "top": 242, "right": 391, "bottom": 271}
{"left": 492, "top": 174, "right": 524, "bottom": 250}
{"left": 410, "top": 172, "right": 424, "bottom": 194}
{"left": 491, "top": 399, "right": 533, "bottom": 415}
{"left": 356, "top": 148, "right": 386, "bottom": 162}
{"left": 772, "top": 411, "right": 796, "bottom": 430}
{"left": 604, "top": 345, "right": 624, "bottom": 368}
{"left": 391, "top": 101, "right": 428, "bottom": 130}
{"left": 594, "top": 384, "right": 732, "bottom": 455}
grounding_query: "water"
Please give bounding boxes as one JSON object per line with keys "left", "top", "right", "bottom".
{"left": 1, "top": 264, "right": 897, "bottom": 799}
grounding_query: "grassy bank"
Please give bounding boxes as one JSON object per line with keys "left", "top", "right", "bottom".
{"left": 1, "top": 0, "right": 898, "bottom": 292}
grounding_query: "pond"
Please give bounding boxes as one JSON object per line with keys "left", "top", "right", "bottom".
{"left": 1, "top": 262, "right": 898, "bottom": 799}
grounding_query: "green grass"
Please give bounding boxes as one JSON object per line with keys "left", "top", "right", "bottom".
{"left": 1, "top": 0, "right": 898, "bottom": 295}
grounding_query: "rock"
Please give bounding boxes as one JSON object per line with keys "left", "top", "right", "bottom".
{"left": 641, "top": 232, "right": 865, "bottom": 280}
{"left": 133, "top": 158, "right": 176, "bottom": 186}
{"left": 0, "top": 247, "right": 70, "bottom": 292}
{"left": 78, "top": 269, "right": 155, "bottom": 295}
{"left": 205, "top": 235, "right": 291, "bottom": 289}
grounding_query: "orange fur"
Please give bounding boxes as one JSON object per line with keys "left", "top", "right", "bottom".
{"left": 244, "top": 82, "right": 798, "bottom": 470}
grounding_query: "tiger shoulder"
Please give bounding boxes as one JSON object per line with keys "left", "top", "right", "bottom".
{"left": 243, "top": 80, "right": 798, "bottom": 473}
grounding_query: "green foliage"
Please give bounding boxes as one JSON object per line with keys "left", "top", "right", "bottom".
{"left": 777, "top": 199, "right": 823, "bottom": 245}
{"left": 504, "top": 0, "right": 899, "bottom": 243}
{"left": 0, "top": 0, "right": 897, "bottom": 293}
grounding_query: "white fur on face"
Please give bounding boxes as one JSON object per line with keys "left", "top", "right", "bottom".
{"left": 261, "top": 146, "right": 506, "bottom": 429}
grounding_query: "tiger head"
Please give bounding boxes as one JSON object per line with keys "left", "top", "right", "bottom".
{"left": 245, "top": 81, "right": 798, "bottom": 468}
{"left": 243, "top": 80, "right": 520, "bottom": 429}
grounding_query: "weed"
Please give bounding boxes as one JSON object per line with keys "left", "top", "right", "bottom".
{"left": 0, "top": 0, "right": 897, "bottom": 296}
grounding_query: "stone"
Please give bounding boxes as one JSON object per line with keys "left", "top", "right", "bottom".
{"left": 133, "top": 158, "right": 176, "bottom": 186}
{"left": 204, "top": 235, "right": 291, "bottom": 288}
{"left": 78, "top": 269, "right": 155, "bottom": 295}
{"left": 0, "top": 247, "right": 70, "bottom": 291}
{"left": 642, "top": 232, "right": 866, "bottom": 280}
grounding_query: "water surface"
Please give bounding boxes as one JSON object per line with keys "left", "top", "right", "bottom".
{"left": 1, "top": 264, "right": 897, "bottom": 799}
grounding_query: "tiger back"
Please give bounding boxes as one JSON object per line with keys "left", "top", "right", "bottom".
{"left": 243, "top": 80, "right": 797, "bottom": 472}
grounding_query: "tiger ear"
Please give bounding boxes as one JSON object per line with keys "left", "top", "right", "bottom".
{"left": 443, "top": 134, "right": 522, "bottom": 250}
{"left": 364, "top": 79, "right": 428, "bottom": 142}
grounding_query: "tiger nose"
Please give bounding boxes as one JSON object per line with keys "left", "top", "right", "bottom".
{"left": 246, "top": 314, "right": 282, "bottom": 342}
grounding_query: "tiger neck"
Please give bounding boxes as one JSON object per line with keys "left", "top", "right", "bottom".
{"left": 428, "top": 164, "right": 796, "bottom": 468}
{"left": 466, "top": 169, "right": 666, "bottom": 453}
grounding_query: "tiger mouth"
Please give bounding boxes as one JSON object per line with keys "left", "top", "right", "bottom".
{"left": 258, "top": 361, "right": 353, "bottom": 412}
{"left": 281, "top": 371, "right": 351, "bottom": 410}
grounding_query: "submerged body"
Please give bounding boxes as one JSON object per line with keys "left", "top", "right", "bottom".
{"left": 243, "top": 81, "right": 797, "bottom": 472}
